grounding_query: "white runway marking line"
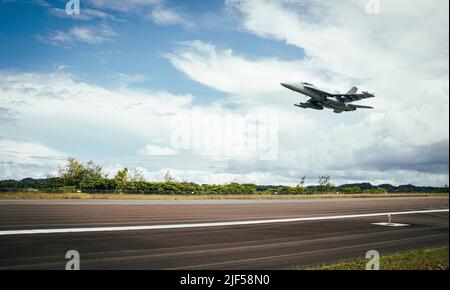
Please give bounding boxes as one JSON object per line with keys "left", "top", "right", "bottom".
{"left": 0, "top": 209, "right": 448, "bottom": 236}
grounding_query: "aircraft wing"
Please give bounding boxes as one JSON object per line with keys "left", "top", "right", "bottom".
{"left": 332, "top": 91, "right": 375, "bottom": 102}
{"left": 348, "top": 104, "right": 374, "bottom": 109}
{"left": 302, "top": 85, "right": 332, "bottom": 96}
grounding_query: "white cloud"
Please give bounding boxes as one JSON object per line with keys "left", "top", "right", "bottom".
{"left": 226, "top": 0, "right": 449, "bottom": 79}
{"left": 40, "top": 24, "right": 118, "bottom": 46}
{"left": 1, "top": 1, "right": 448, "bottom": 186}
{"left": 0, "top": 139, "right": 64, "bottom": 166}
{"left": 0, "top": 70, "right": 193, "bottom": 142}
{"left": 111, "top": 73, "right": 151, "bottom": 85}
{"left": 138, "top": 144, "right": 179, "bottom": 156}
{"left": 0, "top": 139, "right": 65, "bottom": 180}
{"left": 0, "top": 70, "right": 194, "bottom": 179}
{"left": 149, "top": 6, "right": 193, "bottom": 28}
{"left": 163, "top": 0, "right": 449, "bottom": 186}
{"left": 104, "top": 166, "right": 290, "bottom": 185}
{"left": 0, "top": 70, "right": 285, "bottom": 184}
{"left": 166, "top": 40, "right": 319, "bottom": 102}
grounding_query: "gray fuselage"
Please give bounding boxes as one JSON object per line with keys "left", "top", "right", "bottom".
{"left": 281, "top": 82, "right": 356, "bottom": 112}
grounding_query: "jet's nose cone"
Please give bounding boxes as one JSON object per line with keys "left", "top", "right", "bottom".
{"left": 280, "top": 83, "right": 289, "bottom": 88}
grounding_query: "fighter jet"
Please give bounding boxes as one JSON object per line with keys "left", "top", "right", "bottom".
{"left": 281, "top": 82, "right": 375, "bottom": 113}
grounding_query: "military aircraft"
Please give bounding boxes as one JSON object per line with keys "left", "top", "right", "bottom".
{"left": 281, "top": 82, "right": 375, "bottom": 113}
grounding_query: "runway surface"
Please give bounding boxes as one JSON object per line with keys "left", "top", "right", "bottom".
{"left": 0, "top": 197, "right": 448, "bottom": 269}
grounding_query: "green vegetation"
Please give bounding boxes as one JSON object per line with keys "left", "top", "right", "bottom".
{"left": 303, "top": 247, "right": 449, "bottom": 270}
{"left": 0, "top": 158, "right": 448, "bottom": 196}
{"left": 1, "top": 192, "right": 447, "bottom": 200}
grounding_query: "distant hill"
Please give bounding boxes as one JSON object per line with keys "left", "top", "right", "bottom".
{"left": 338, "top": 183, "right": 448, "bottom": 193}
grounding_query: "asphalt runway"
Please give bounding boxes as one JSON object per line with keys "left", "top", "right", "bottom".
{"left": 0, "top": 197, "right": 448, "bottom": 269}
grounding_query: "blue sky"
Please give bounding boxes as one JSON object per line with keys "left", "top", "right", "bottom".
{"left": 0, "top": 0, "right": 302, "bottom": 100}
{"left": 0, "top": 0, "right": 448, "bottom": 186}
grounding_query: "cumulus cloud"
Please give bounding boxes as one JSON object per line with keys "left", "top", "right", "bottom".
{"left": 0, "top": 70, "right": 285, "bottom": 184}
{"left": 0, "top": 70, "right": 194, "bottom": 178}
{"left": 0, "top": 139, "right": 65, "bottom": 180}
{"left": 1, "top": 0, "right": 448, "bottom": 186}
{"left": 0, "top": 139, "right": 64, "bottom": 166}
{"left": 103, "top": 166, "right": 290, "bottom": 185}
{"left": 164, "top": 0, "right": 449, "bottom": 186}
{"left": 137, "top": 145, "right": 179, "bottom": 156}
{"left": 226, "top": 0, "right": 448, "bottom": 79}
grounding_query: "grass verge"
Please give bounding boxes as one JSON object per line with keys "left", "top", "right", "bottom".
{"left": 0, "top": 192, "right": 448, "bottom": 200}
{"left": 303, "top": 247, "right": 449, "bottom": 270}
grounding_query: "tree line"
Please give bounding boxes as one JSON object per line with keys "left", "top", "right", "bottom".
{"left": 0, "top": 158, "right": 448, "bottom": 194}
